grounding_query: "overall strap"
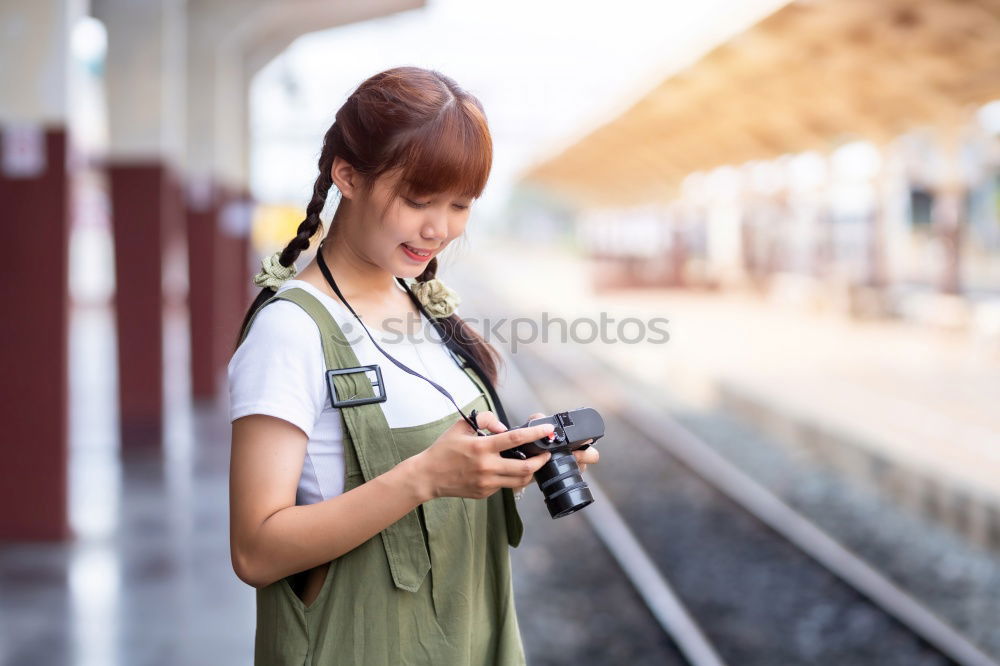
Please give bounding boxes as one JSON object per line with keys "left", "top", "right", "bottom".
{"left": 460, "top": 364, "right": 525, "bottom": 548}
{"left": 242, "top": 287, "right": 432, "bottom": 593}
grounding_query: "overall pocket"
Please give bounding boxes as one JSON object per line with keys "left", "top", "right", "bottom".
{"left": 281, "top": 558, "right": 338, "bottom": 615}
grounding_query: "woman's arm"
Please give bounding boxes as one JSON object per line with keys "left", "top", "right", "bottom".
{"left": 229, "top": 413, "right": 426, "bottom": 588}
{"left": 230, "top": 411, "right": 554, "bottom": 588}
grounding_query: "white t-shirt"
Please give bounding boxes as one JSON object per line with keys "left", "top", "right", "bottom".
{"left": 227, "top": 278, "right": 482, "bottom": 505}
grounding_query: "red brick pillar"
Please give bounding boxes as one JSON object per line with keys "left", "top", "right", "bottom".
{"left": 107, "top": 162, "right": 183, "bottom": 447}
{"left": 1, "top": 127, "right": 71, "bottom": 540}
{"left": 185, "top": 181, "right": 255, "bottom": 402}
{"left": 213, "top": 187, "right": 255, "bottom": 389}
{"left": 185, "top": 179, "right": 220, "bottom": 400}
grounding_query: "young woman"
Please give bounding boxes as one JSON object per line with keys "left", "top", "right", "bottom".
{"left": 227, "top": 66, "right": 599, "bottom": 665}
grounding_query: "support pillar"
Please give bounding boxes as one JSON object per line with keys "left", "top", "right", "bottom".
{"left": 213, "top": 188, "right": 255, "bottom": 385}
{"left": 183, "top": 179, "right": 254, "bottom": 402}
{"left": 95, "top": 0, "right": 186, "bottom": 447}
{"left": 185, "top": 26, "right": 255, "bottom": 400}
{"left": 931, "top": 128, "right": 967, "bottom": 296}
{"left": 184, "top": 179, "right": 219, "bottom": 400}
{"left": 0, "top": 0, "right": 75, "bottom": 540}
{"left": 105, "top": 163, "right": 181, "bottom": 445}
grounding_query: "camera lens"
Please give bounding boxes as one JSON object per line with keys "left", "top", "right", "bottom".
{"left": 534, "top": 451, "right": 594, "bottom": 518}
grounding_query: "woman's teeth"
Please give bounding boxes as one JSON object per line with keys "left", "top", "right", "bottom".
{"left": 404, "top": 244, "right": 431, "bottom": 257}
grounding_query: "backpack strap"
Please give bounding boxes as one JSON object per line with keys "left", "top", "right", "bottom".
{"left": 239, "top": 287, "right": 431, "bottom": 592}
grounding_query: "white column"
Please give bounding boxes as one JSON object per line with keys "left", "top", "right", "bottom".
{"left": 93, "top": 0, "right": 185, "bottom": 166}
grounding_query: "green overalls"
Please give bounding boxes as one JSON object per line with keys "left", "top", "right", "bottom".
{"left": 236, "top": 287, "right": 527, "bottom": 666}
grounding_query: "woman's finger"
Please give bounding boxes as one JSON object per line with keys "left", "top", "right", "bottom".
{"left": 486, "top": 423, "right": 555, "bottom": 454}
{"left": 572, "top": 447, "right": 600, "bottom": 465}
{"left": 495, "top": 473, "right": 536, "bottom": 489}
{"left": 494, "top": 451, "right": 551, "bottom": 478}
{"left": 473, "top": 410, "right": 507, "bottom": 434}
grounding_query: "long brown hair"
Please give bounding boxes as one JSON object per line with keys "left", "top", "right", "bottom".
{"left": 236, "top": 66, "right": 502, "bottom": 384}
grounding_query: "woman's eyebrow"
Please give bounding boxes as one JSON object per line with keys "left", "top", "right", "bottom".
{"left": 412, "top": 192, "right": 473, "bottom": 203}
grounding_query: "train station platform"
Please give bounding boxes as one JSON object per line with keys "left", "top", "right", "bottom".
{"left": 0, "top": 297, "right": 671, "bottom": 665}
{"left": 454, "top": 240, "right": 1000, "bottom": 550}
{"left": 3, "top": 241, "right": 996, "bottom": 664}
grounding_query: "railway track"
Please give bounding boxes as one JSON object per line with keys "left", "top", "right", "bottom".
{"left": 497, "top": 341, "right": 998, "bottom": 666}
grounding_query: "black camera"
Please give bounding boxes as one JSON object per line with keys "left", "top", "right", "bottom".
{"left": 501, "top": 408, "right": 606, "bottom": 518}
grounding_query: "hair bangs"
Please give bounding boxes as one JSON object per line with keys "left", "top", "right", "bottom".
{"left": 394, "top": 99, "right": 492, "bottom": 201}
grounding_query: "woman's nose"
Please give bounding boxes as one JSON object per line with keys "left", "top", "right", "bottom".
{"left": 422, "top": 215, "right": 448, "bottom": 242}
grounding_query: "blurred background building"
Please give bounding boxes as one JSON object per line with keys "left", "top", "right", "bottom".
{"left": 2, "top": 0, "right": 1000, "bottom": 664}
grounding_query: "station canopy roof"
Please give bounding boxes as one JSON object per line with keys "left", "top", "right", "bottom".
{"left": 520, "top": 0, "right": 1000, "bottom": 207}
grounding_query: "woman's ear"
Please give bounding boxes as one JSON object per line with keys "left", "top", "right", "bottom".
{"left": 330, "top": 156, "right": 359, "bottom": 200}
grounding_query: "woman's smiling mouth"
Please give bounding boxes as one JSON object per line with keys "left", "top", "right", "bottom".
{"left": 401, "top": 243, "right": 435, "bottom": 262}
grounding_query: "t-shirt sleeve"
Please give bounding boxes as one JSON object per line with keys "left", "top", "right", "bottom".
{"left": 227, "top": 300, "right": 328, "bottom": 438}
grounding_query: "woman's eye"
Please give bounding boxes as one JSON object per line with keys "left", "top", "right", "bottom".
{"left": 404, "top": 196, "right": 469, "bottom": 210}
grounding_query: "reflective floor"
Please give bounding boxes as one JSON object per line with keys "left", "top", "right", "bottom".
{"left": 0, "top": 303, "right": 256, "bottom": 666}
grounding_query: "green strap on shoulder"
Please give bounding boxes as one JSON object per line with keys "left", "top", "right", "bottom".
{"left": 241, "top": 287, "right": 431, "bottom": 592}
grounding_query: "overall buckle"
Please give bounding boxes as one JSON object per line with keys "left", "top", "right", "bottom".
{"left": 326, "top": 364, "right": 387, "bottom": 407}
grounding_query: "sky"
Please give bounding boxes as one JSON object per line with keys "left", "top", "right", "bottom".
{"left": 249, "top": 0, "right": 792, "bottom": 224}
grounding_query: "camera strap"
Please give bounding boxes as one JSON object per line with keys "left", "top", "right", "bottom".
{"left": 316, "top": 241, "right": 489, "bottom": 436}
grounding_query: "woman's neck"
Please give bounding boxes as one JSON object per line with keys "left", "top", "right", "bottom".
{"left": 312, "top": 230, "right": 399, "bottom": 305}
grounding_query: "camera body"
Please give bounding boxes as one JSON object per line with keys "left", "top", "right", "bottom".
{"left": 501, "top": 407, "right": 605, "bottom": 518}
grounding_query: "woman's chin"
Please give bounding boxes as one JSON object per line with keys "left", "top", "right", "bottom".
{"left": 394, "top": 263, "right": 428, "bottom": 279}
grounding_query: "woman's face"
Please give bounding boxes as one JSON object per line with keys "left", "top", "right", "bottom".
{"left": 352, "top": 168, "right": 474, "bottom": 279}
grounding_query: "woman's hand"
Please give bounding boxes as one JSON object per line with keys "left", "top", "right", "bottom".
{"left": 513, "top": 412, "right": 601, "bottom": 497}
{"left": 407, "top": 410, "right": 554, "bottom": 501}
{"left": 573, "top": 439, "right": 600, "bottom": 473}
